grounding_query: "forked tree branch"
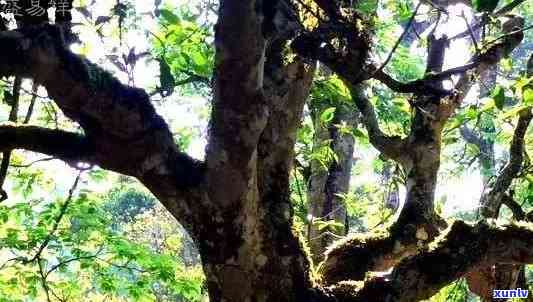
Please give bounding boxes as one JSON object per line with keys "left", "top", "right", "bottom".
{"left": 0, "top": 25, "right": 207, "bottom": 227}
{"left": 0, "top": 25, "right": 204, "bottom": 187}
{"left": 374, "top": 28, "right": 523, "bottom": 97}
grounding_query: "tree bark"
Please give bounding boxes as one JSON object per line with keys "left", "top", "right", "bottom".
{"left": 0, "top": 2, "right": 532, "bottom": 302}
{"left": 307, "top": 99, "right": 358, "bottom": 263}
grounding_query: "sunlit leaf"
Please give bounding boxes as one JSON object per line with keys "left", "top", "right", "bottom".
{"left": 491, "top": 85, "right": 505, "bottom": 110}
{"left": 159, "top": 8, "right": 180, "bottom": 24}
{"left": 320, "top": 107, "right": 337, "bottom": 124}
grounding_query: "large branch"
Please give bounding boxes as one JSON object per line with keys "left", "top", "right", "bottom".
{"left": 0, "top": 125, "right": 92, "bottom": 163}
{"left": 204, "top": 0, "right": 271, "bottom": 209}
{"left": 325, "top": 220, "right": 533, "bottom": 302}
{"left": 0, "top": 26, "right": 201, "bottom": 177}
{"left": 259, "top": 56, "right": 315, "bottom": 199}
{"left": 318, "top": 229, "right": 420, "bottom": 284}
{"left": 479, "top": 52, "right": 533, "bottom": 217}
{"left": 372, "top": 69, "right": 452, "bottom": 97}
{"left": 454, "top": 18, "right": 524, "bottom": 100}
{"left": 321, "top": 109, "right": 532, "bottom": 287}
{"left": 348, "top": 85, "right": 409, "bottom": 165}
{"left": 0, "top": 25, "right": 203, "bottom": 184}
{"left": 0, "top": 25, "right": 206, "bottom": 228}
{"left": 290, "top": 12, "right": 415, "bottom": 165}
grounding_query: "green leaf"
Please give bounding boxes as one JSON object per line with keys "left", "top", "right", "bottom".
{"left": 465, "top": 105, "right": 479, "bottom": 119}
{"left": 356, "top": 0, "right": 378, "bottom": 14}
{"left": 502, "top": 105, "right": 529, "bottom": 119}
{"left": 320, "top": 107, "right": 336, "bottom": 124}
{"left": 159, "top": 9, "right": 180, "bottom": 24}
{"left": 159, "top": 58, "right": 176, "bottom": 97}
{"left": 514, "top": 76, "right": 533, "bottom": 97}
{"left": 491, "top": 85, "right": 505, "bottom": 110}
{"left": 524, "top": 87, "right": 533, "bottom": 105}
{"left": 353, "top": 128, "right": 368, "bottom": 139}
{"left": 500, "top": 58, "right": 513, "bottom": 72}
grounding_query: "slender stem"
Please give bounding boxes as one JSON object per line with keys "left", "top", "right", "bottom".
{"left": 374, "top": 2, "right": 422, "bottom": 75}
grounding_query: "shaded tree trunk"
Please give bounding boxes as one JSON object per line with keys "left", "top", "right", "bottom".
{"left": 307, "top": 100, "right": 358, "bottom": 263}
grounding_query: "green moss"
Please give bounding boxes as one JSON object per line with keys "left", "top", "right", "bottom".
{"left": 319, "top": 230, "right": 397, "bottom": 284}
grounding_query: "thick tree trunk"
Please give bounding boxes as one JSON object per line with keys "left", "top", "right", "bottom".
{"left": 0, "top": 2, "right": 531, "bottom": 302}
{"left": 394, "top": 34, "right": 449, "bottom": 236}
{"left": 195, "top": 206, "right": 313, "bottom": 301}
{"left": 197, "top": 2, "right": 318, "bottom": 298}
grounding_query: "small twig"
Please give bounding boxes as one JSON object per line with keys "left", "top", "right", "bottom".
{"left": 30, "top": 172, "right": 82, "bottom": 262}
{"left": 0, "top": 257, "right": 26, "bottom": 271}
{"left": 10, "top": 157, "right": 56, "bottom": 168}
{"left": 461, "top": 11, "right": 479, "bottom": 54}
{"left": 0, "top": 76, "right": 22, "bottom": 202}
{"left": 373, "top": 2, "right": 422, "bottom": 76}
{"left": 46, "top": 246, "right": 106, "bottom": 278}
{"left": 37, "top": 258, "right": 52, "bottom": 302}
{"left": 483, "top": 24, "right": 533, "bottom": 48}
{"left": 448, "top": 0, "right": 528, "bottom": 41}
{"left": 24, "top": 81, "right": 39, "bottom": 124}
{"left": 96, "top": 257, "right": 147, "bottom": 273}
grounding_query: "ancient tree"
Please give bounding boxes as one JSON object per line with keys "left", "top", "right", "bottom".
{"left": 1, "top": 0, "right": 533, "bottom": 301}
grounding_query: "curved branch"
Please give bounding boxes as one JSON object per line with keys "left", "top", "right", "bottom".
{"left": 374, "top": 2, "right": 422, "bottom": 75}
{"left": 374, "top": 23, "right": 524, "bottom": 97}
{"left": 319, "top": 229, "right": 419, "bottom": 284}
{"left": 325, "top": 220, "right": 533, "bottom": 302}
{"left": 372, "top": 69, "right": 452, "bottom": 97}
{"left": 502, "top": 194, "right": 527, "bottom": 221}
{"left": 348, "top": 85, "right": 409, "bottom": 164}
{"left": 481, "top": 108, "right": 532, "bottom": 217}
{"left": 0, "top": 25, "right": 207, "bottom": 228}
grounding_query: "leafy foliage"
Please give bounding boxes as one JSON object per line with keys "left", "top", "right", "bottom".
{"left": 0, "top": 170, "right": 204, "bottom": 301}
